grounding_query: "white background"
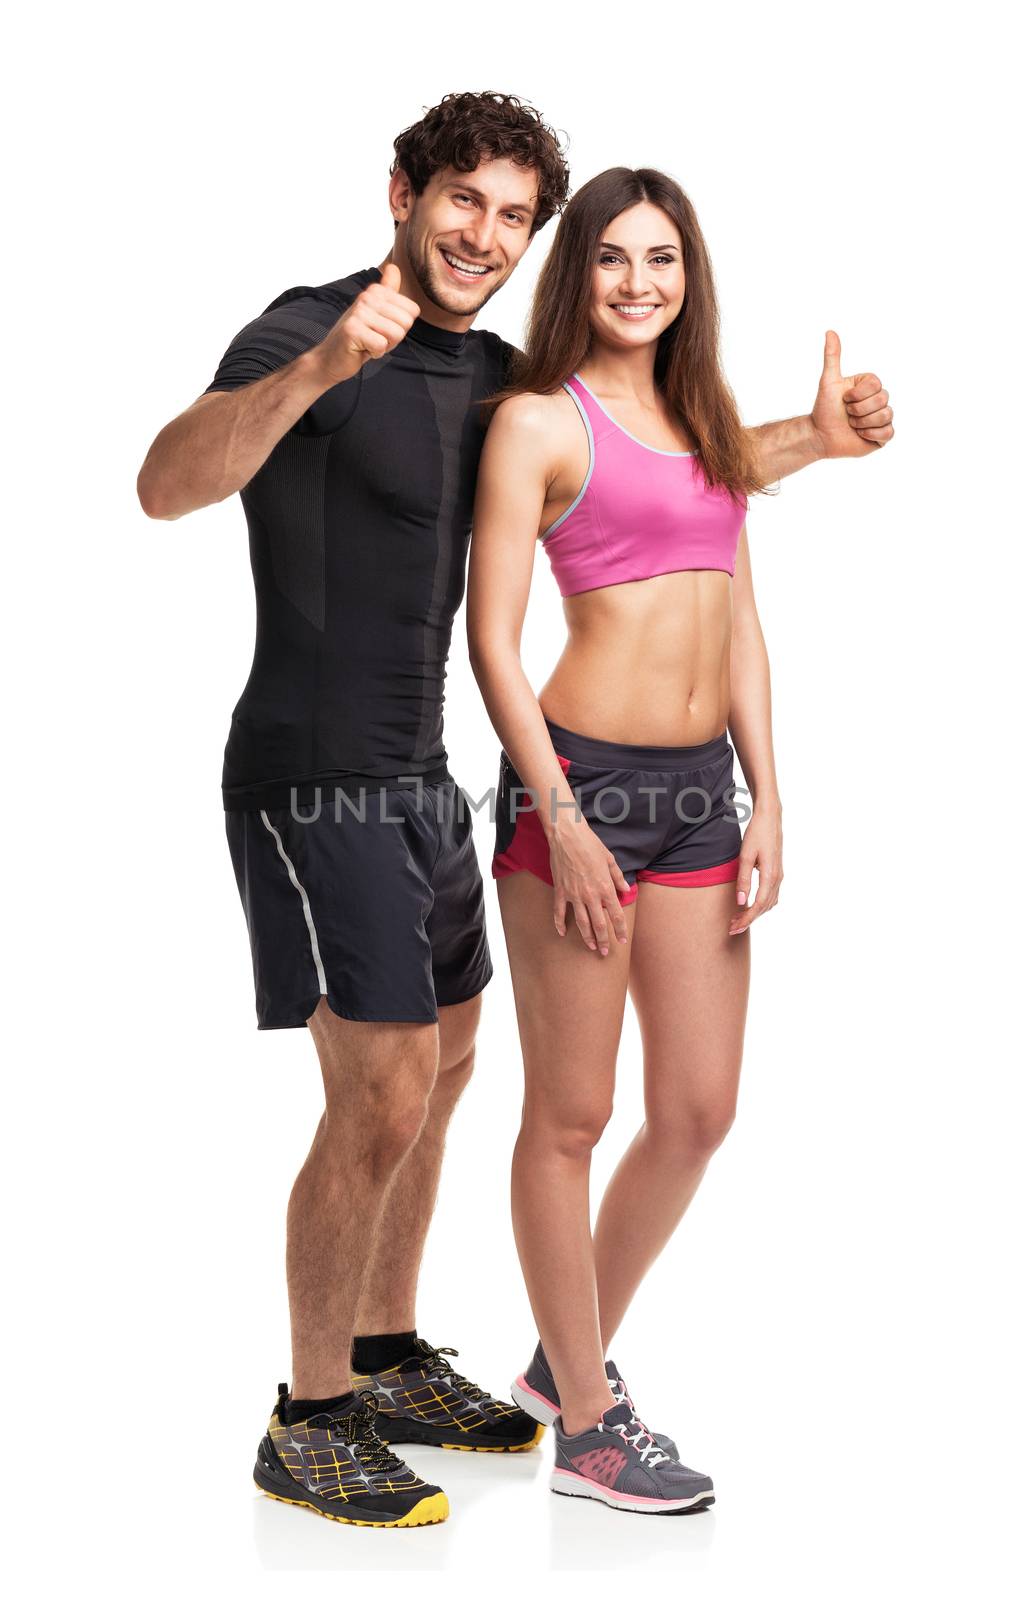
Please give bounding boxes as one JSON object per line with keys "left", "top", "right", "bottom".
{"left": 5, "top": 1, "right": 1030, "bottom": 1591}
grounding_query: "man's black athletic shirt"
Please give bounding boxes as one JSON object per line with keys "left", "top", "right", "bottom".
{"left": 205, "top": 268, "right": 513, "bottom": 810}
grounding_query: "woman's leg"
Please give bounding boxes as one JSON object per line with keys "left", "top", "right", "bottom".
{"left": 500, "top": 872, "right": 635, "bottom": 1434}
{"left": 593, "top": 880, "right": 750, "bottom": 1351}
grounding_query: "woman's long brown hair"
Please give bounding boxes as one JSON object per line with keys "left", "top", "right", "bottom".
{"left": 498, "top": 167, "right": 764, "bottom": 500}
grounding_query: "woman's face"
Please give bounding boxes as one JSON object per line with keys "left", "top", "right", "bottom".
{"left": 587, "top": 201, "right": 686, "bottom": 352}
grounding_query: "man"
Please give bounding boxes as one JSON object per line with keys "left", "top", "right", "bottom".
{"left": 137, "top": 90, "right": 894, "bottom": 1530}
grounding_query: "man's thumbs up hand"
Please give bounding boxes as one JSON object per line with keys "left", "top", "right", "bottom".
{"left": 313, "top": 261, "right": 422, "bottom": 387}
{"left": 822, "top": 329, "right": 842, "bottom": 380}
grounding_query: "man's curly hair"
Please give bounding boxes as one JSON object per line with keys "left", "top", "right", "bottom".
{"left": 391, "top": 91, "right": 569, "bottom": 235}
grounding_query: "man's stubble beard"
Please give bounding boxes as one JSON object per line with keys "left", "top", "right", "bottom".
{"left": 405, "top": 234, "right": 503, "bottom": 318}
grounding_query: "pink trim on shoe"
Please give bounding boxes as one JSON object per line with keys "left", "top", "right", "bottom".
{"left": 570, "top": 1445, "right": 625, "bottom": 1488}
{"left": 553, "top": 1466, "right": 701, "bottom": 1508}
{"left": 513, "top": 1372, "right": 559, "bottom": 1417}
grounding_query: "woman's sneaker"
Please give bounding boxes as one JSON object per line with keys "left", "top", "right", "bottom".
{"left": 552, "top": 1399, "right": 714, "bottom": 1515}
{"left": 253, "top": 1387, "right": 449, "bottom": 1528}
{"left": 512, "top": 1342, "right": 679, "bottom": 1458}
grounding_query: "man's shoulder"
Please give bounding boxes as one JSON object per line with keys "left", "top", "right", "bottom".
{"left": 205, "top": 270, "right": 379, "bottom": 396}
{"left": 260, "top": 269, "right": 377, "bottom": 326}
{"left": 467, "top": 327, "right": 518, "bottom": 383}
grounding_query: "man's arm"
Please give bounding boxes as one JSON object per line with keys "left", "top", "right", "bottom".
{"left": 137, "top": 355, "right": 333, "bottom": 521}
{"left": 747, "top": 330, "right": 895, "bottom": 487}
{"left": 136, "top": 263, "right": 419, "bottom": 521}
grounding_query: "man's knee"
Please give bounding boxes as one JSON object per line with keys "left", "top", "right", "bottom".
{"left": 433, "top": 994, "right": 481, "bottom": 1103}
{"left": 437, "top": 995, "right": 481, "bottom": 1069}
{"left": 313, "top": 1013, "right": 438, "bottom": 1177}
{"left": 374, "top": 1079, "right": 433, "bottom": 1169}
{"left": 362, "top": 1049, "right": 439, "bottom": 1178}
{"left": 434, "top": 1044, "right": 475, "bottom": 1107}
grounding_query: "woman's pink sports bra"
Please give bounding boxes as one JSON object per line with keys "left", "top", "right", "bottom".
{"left": 541, "top": 373, "right": 745, "bottom": 599}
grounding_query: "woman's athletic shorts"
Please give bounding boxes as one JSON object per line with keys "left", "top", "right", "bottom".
{"left": 492, "top": 721, "right": 742, "bottom": 907}
{"left": 226, "top": 776, "right": 492, "bottom": 1028}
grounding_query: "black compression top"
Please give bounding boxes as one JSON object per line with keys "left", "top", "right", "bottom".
{"left": 205, "top": 267, "right": 513, "bottom": 810}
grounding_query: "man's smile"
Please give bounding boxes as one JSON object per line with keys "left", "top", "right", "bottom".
{"left": 439, "top": 247, "right": 495, "bottom": 282}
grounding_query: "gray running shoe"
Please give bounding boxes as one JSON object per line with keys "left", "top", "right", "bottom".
{"left": 552, "top": 1399, "right": 714, "bottom": 1515}
{"left": 512, "top": 1341, "right": 679, "bottom": 1458}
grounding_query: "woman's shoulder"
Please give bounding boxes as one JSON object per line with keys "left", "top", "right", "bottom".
{"left": 490, "top": 386, "right": 584, "bottom": 448}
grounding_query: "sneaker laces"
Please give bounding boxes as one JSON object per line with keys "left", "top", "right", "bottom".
{"left": 328, "top": 1392, "right": 408, "bottom": 1475}
{"left": 609, "top": 1376, "right": 661, "bottom": 1450}
{"left": 415, "top": 1339, "right": 512, "bottom": 1415}
{"left": 612, "top": 1413, "right": 670, "bottom": 1469}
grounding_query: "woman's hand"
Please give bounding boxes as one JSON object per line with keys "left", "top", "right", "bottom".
{"left": 729, "top": 803, "right": 783, "bottom": 935}
{"left": 548, "top": 820, "right": 630, "bottom": 956}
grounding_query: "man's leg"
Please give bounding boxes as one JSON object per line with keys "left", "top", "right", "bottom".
{"left": 353, "top": 994, "right": 480, "bottom": 1337}
{"left": 287, "top": 1003, "right": 439, "bottom": 1399}
{"left": 346, "top": 990, "right": 541, "bottom": 1450}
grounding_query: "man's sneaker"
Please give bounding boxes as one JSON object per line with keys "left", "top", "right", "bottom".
{"left": 352, "top": 1338, "right": 544, "bottom": 1452}
{"left": 512, "top": 1341, "right": 680, "bottom": 1458}
{"left": 552, "top": 1399, "right": 714, "bottom": 1515}
{"left": 253, "top": 1386, "right": 449, "bottom": 1528}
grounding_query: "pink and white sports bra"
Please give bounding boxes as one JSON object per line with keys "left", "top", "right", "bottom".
{"left": 541, "top": 373, "right": 745, "bottom": 599}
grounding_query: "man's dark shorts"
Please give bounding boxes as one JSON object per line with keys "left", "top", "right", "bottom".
{"left": 226, "top": 778, "right": 492, "bottom": 1028}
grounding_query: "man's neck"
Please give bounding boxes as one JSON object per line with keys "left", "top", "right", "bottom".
{"left": 379, "top": 249, "right": 476, "bottom": 336}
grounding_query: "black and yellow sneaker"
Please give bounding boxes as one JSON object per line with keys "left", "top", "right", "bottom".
{"left": 253, "top": 1385, "right": 449, "bottom": 1528}
{"left": 352, "top": 1338, "right": 545, "bottom": 1452}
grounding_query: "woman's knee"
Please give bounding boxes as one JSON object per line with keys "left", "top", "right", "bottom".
{"left": 520, "top": 1099, "right": 614, "bottom": 1161}
{"left": 651, "top": 1092, "right": 738, "bottom": 1162}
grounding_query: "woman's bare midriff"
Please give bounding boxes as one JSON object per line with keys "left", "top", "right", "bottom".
{"left": 538, "top": 569, "right": 733, "bottom": 748}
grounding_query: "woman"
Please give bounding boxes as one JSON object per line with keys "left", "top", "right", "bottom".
{"left": 467, "top": 168, "right": 780, "bottom": 1515}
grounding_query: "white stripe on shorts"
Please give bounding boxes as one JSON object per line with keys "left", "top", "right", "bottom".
{"left": 259, "top": 809, "right": 328, "bottom": 996}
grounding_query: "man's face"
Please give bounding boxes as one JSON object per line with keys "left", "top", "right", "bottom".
{"left": 391, "top": 158, "right": 540, "bottom": 319}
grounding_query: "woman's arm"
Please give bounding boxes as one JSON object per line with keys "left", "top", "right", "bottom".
{"left": 727, "top": 526, "right": 784, "bottom": 934}
{"left": 746, "top": 331, "right": 894, "bottom": 486}
{"left": 467, "top": 397, "right": 629, "bottom": 955}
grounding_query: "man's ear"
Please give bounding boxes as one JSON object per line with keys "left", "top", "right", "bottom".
{"left": 388, "top": 167, "right": 414, "bottom": 224}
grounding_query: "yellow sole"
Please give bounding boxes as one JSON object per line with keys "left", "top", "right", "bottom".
{"left": 442, "top": 1424, "right": 545, "bottom": 1453}
{"left": 259, "top": 1486, "right": 449, "bottom": 1528}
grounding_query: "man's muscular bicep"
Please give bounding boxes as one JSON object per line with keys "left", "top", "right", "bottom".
{"left": 187, "top": 389, "right": 235, "bottom": 414}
